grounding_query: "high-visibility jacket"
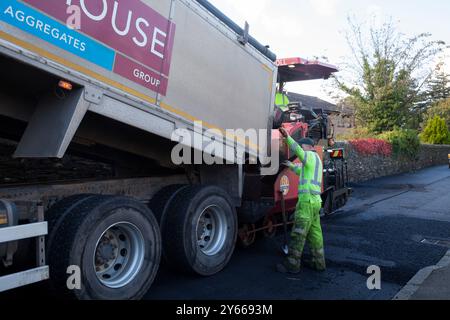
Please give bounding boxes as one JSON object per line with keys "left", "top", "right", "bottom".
{"left": 286, "top": 136, "right": 323, "bottom": 203}
{"left": 275, "top": 92, "right": 290, "bottom": 112}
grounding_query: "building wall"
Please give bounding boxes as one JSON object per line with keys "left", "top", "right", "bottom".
{"left": 330, "top": 114, "right": 356, "bottom": 137}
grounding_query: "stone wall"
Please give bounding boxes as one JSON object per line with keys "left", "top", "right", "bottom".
{"left": 335, "top": 142, "right": 450, "bottom": 183}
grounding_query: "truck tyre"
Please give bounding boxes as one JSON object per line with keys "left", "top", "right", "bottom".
{"left": 322, "top": 190, "right": 333, "bottom": 216}
{"left": 148, "top": 184, "right": 188, "bottom": 263}
{"left": 46, "top": 194, "right": 96, "bottom": 259}
{"left": 48, "top": 195, "right": 161, "bottom": 300}
{"left": 148, "top": 184, "right": 188, "bottom": 227}
{"left": 162, "top": 185, "right": 237, "bottom": 276}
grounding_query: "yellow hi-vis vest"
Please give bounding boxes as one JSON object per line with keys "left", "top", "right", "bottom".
{"left": 286, "top": 136, "right": 323, "bottom": 203}
{"left": 275, "top": 93, "right": 290, "bottom": 112}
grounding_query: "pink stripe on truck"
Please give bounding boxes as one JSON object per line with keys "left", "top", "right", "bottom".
{"left": 114, "top": 54, "right": 168, "bottom": 95}
{"left": 22, "top": 0, "right": 176, "bottom": 77}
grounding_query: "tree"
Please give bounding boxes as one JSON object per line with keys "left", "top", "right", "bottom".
{"left": 420, "top": 115, "right": 450, "bottom": 144}
{"left": 423, "top": 98, "right": 450, "bottom": 130}
{"left": 422, "top": 65, "right": 450, "bottom": 105}
{"left": 335, "top": 17, "right": 448, "bottom": 134}
{"left": 379, "top": 128, "right": 421, "bottom": 159}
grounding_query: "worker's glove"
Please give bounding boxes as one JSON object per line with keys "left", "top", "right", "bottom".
{"left": 282, "top": 161, "right": 292, "bottom": 168}
{"left": 279, "top": 127, "right": 289, "bottom": 138}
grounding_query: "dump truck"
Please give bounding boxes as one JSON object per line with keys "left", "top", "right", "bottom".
{"left": 0, "top": 0, "right": 350, "bottom": 299}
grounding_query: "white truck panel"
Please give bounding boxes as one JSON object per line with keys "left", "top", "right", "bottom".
{"left": 163, "top": 0, "right": 275, "bottom": 155}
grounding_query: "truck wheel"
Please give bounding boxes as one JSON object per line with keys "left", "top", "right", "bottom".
{"left": 162, "top": 185, "right": 237, "bottom": 276}
{"left": 238, "top": 224, "right": 256, "bottom": 247}
{"left": 148, "top": 184, "right": 188, "bottom": 227}
{"left": 48, "top": 195, "right": 161, "bottom": 300}
{"left": 322, "top": 190, "right": 333, "bottom": 216}
{"left": 149, "top": 184, "right": 188, "bottom": 263}
{"left": 262, "top": 214, "right": 278, "bottom": 239}
{"left": 46, "top": 194, "right": 96, "bottom": 258}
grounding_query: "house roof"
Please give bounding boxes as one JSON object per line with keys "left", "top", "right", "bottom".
{"left": 287, "top": 92, "right": 340, "bottom": 114}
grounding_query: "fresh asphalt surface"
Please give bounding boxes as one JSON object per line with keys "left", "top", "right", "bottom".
{"left": 1, "top": 166, "right": 449, "bottom": 300}
{"left": 147, "top": 165, "right": 450, "bottom": 300}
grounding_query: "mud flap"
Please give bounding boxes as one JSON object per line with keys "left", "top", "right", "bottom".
{"left": 14, "top": 87, "right": 89, "bottom": 158}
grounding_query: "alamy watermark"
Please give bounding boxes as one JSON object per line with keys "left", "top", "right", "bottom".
{"left": 66, "top": 265, "right": 81, "bottom": 290}
{"left": 66, "top": 3, "right": 81, "bottom": 30}
{"left": 170, "top": 121, "right": 280, "bottom": 175}
{"left": 367, "top": 265, "right": 382, "bottom": 290}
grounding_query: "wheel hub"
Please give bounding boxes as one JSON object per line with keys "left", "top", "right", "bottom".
{"left": 196, "top": 206, "right": 228, "bottom": 256}
{"left": 95, "top": 232, "right": 119, "bottom": 269}
{"left": 93, "top": 222, "right": 145, "bottom": 289}
{"left": 198, "top": 213, "right": 214, "bottom": 248}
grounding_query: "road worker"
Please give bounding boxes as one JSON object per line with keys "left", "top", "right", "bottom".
{"left": 277, "top": 127, "right": 326, "bottom": 274}
{"left": 275, "top": 91, "right": 290, "bottom": 113}
{"left": 273, "top": 84, "right": 290, "bottom": 129}
{"left": 275, "top": 82, "right": 290, "bottom": 111}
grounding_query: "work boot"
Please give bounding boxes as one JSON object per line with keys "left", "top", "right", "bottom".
{"left": 276, "top": 261, "right": 301, "bottom": 274}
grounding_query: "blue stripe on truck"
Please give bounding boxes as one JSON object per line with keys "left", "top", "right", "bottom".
{"left": 0, "top": 0, "right": 115, "bottom": 71}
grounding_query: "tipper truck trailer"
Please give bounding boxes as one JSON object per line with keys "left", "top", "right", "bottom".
{"left": 0, "top": 0, "right": 350, "bottom": 299}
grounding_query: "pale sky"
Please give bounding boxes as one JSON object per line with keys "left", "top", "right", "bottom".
{"left": 209, "top": 0, "right": 450, "bottom": 103}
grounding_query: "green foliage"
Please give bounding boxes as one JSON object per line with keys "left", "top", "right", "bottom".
{"left": 379, "top": 128, "right": 421, "bottom": 160}
{"left": 420, "top": 116, "right": 450, "bottom": 145}
{"left": 423, "top": 98, "right": 450, "bottom": 130}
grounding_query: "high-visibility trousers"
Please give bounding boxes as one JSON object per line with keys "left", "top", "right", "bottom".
{"left": 286, "top": 199, "right": 326, "bottom": 270}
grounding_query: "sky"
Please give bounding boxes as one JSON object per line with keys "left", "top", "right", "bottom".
{"left": 209, "top": 0, "right": 450, "bottom": 103}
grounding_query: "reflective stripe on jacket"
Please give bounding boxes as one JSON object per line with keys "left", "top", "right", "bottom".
{"left": 286, "top": 136, "right": 323, "bottom": 203}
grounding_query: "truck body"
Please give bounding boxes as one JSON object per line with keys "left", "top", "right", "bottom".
{"left": 0, "top": 0, "right": 349, "bottom": 299}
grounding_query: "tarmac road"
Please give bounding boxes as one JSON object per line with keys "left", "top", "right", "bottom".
{"left": 147, "top": 165, "right": 450, "bottom": 300}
